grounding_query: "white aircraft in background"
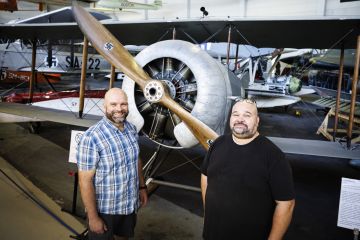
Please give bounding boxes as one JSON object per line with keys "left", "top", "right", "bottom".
{"left": 0, "top": 7, "right": 141, "bottom": 86}
{"left": 236, "top": 48, "right": 316, "bottom": 108}
{"left": 0, "top": 40, "right": 110, "bottom": 74}
{"left": 202, "top": 42, "right": 316, "bottom": 108}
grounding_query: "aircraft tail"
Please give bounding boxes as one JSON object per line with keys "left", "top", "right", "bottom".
{"left": 0, "top": 0, "right": 18, "bottom": 12}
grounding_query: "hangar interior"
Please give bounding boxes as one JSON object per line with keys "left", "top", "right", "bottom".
{"left": 0, "top": 0, "right": 360, "bottom": 239}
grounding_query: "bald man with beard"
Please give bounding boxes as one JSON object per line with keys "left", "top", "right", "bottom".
{"left": 77, "top": 88, "right": 147, "bottom": 240}
{"left": 201, "top": 98, "right": 295, "bottom": 240}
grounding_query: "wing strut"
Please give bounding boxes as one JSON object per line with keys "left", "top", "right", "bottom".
{"left": 79, "top": 36, "right": 88, "bottom": 118}
{"left": 226, "top": 25, "right": 232, "bottom": 66}
{"left": 347, "top": 35, "right": 360, "bottom": 148}
{"left": 333, "top": 42, "right": 345, "bottom": 141}
{"left": 29, "top": 39, "right": 37, "bottom": 103}
{"left": 109, "top": 65, "right": 115, "bottom": 89}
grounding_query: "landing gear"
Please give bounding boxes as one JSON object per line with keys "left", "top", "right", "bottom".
{"left": 142, "top": 142, "right": 203, "bottom": 194}
{"left": 143, "top": 144, "right": 173, "bottom": 195}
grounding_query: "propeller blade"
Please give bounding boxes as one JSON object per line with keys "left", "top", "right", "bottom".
{"left": 160, "top": 94, "right": 219, "bottom": 148}
{"left": 72, "top": 3, "right": 219, "bottom": 149}
{"left": 72, "top": 3, "right": 149, "bottom": 89}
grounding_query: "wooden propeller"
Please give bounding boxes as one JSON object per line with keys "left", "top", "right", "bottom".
{"left": 72, "top": 3, "right": 218, "bottom": 150}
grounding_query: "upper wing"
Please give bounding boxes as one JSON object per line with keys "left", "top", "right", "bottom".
{"left": 0, "top": 14, "right": 359, "bottom": 48}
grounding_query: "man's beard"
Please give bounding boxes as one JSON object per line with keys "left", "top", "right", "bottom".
{"left": 106, "top": 110, "right": 128, "bottom": 124}
{"left": 231, "top": 123, "right": 256, "bottom": 139}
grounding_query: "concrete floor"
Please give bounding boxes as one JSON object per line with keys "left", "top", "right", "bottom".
{"left": 0, "top": 156, "right": 84, "bottom": 240}
{"left": 0, "top": 101, "right": 360, "bottom": 239}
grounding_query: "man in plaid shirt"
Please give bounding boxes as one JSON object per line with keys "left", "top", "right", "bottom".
{"left": 77, "top": 88, "right": 148, "bottom": 240}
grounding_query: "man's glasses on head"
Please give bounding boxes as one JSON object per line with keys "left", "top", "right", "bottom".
{"left": 234, "top": 97, "right": 257, "bottom": 104}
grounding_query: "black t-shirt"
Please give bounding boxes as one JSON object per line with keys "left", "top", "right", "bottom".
{"left": 201, "top": 134, "right": 295, "bottom": 240}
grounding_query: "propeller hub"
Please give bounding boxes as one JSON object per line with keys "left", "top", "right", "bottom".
{"left": 144, "top": 80, "right": 164, "bottom": 103}
{"left": 161, "top": 80, "right": 176, "bottom": 99}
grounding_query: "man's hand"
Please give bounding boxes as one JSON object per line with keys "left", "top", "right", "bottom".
{"left": 89, "top": 215, "right": 108, "bottom": 234}
{"left": 139, "top": 188, "right": 148, "bottom": 207}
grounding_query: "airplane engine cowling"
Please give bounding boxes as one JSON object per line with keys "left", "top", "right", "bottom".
{"left": 123, "top": 40, "right": 236, "bottom": 148}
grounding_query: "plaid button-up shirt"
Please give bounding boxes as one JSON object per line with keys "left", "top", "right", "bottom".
{"left": 77, "top": 117, "right": 140, "bottom": 215}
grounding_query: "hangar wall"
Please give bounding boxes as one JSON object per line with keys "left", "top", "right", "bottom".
{"left": 143, "top": 0, "right": 360, "bottom": 20}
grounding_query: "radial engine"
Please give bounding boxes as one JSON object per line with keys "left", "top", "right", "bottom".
{"left": 123, "top": 40, "right": 241, "bottom": 148}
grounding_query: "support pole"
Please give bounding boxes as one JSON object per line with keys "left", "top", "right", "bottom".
{"left": 268, "top": 48, "right": 284, "bottom": 77}
{"left": 226, "top": 25, "right": 232, "bottom": 67}
{"left": 62, "top": 172, "right": 84, "bottom": 219}
{"left": 233, "top": 43, "right": 239, "bottom": 72}
{"left": 79, "top": 37, "right": 88, "bottom": 118}
{"left": 109, "top": 65, "right": 115, "bottom": 89}
{"left": 172, "top": 27, "right": 176, "bottom": 40}
{"left": 333, "top": 42, "right": 345, "bottom": 141}
{"left": 47, "top": 40, "right": 53, "bottom": 68}
{"left": 347, "top": 35, "right": 360, "bottom": 149}
{"left": 70, "top": 39, "right": 75, "bottom": 69}
{"left": 28, "top": 38, "right": 37, "bottom": 104}
{"left": 71, "top": 172, "right": 79, "bottom": 214}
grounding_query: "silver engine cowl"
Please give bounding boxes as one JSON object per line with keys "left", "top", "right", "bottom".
{"left": 123, "top": 40, "right": 238, "bottom": 148}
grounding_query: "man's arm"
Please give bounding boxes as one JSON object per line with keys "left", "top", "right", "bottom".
{"left": 268, "top": 199, "right": 295, "bottom": 240}
{"left": 138, "top": 158, "right": 148, "bottom": 207}
{"left": 78, "top": 170, "right": 107, "bottom": 234}
{"left": 200, "top": 174, "right": 208, "bottom": 208}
